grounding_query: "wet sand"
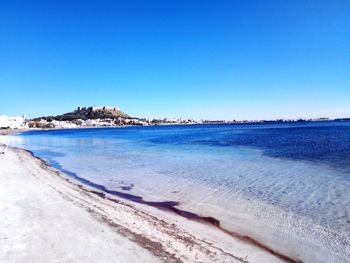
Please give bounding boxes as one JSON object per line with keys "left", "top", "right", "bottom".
{"left": 0, "top": 128, "right": 29, "bottom": 136}
{"left": 0, "top": 146, "right": 295, "bottom": 262}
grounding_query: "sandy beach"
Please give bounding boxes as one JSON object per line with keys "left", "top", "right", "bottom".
{"left": 0, "top": 129, "right": 29, "bottom": 136}
{"left": 0, "top": 145, "right": 296, "bottom": 263}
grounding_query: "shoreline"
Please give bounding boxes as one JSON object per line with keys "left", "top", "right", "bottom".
{"left": 36, "top": 147, "right": 300, "bottom": 263}
{"left": 2, "top": 118, "right": 350, "bottom": 136}
{"left": 0, "top": 128, "right": 30, "bottom": 136}
{"left": 0, "top": 145, "right": 298, "bottom": 262}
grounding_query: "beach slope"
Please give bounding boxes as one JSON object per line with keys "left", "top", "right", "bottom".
{"left": 0, "top": 147, "right": 162, "bottom": 263}
{"left": 0, "top": 147, "right": 284, "bottom": 263}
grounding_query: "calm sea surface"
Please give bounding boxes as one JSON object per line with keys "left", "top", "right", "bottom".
{"left": 8, "top": 121, "right": 350, "bottom": 262}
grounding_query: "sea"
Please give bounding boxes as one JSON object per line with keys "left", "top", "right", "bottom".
{"left": 6, "top": 121, "right": 350, "bottom": 262}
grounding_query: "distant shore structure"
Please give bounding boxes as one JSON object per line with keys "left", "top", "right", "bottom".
{"left": 77, "top": 106, "right": 120, "bottom": 112}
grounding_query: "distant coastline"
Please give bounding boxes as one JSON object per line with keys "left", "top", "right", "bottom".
{"left": 1, "top": 105, "right": 350, "bottom": 132}
{"left": 2, "top": 118, "right": 350, "bottom": 137}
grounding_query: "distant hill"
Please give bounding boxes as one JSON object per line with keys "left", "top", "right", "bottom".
{"left": 33, "top": 106, "right": 129, "bottom": 121}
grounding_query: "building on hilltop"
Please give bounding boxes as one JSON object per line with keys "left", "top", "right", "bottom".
{"left": 77, "top": 106, "right": 120, "bottom": 112}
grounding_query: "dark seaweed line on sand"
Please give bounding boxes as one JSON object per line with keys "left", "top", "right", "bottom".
{"left": 24, "top": 148, "right": 302, "bottom": 263}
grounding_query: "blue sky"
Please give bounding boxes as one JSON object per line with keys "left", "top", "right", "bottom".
{"left": 0, "top": 0, "right": 349, "bottom": 120}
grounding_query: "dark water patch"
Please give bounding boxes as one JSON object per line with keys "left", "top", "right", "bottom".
{"left": 146, "top": 122, "right": 350, "bottom": 173}
{"left": 120, "top": 183, "right": 134, "bottom": 191}
{"left": 220, "top": 228, "right": 302, "bottom": 263}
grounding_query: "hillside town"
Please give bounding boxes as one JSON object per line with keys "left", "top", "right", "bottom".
{"left": 1, "top": 106, "right": 349, "bottom": 131}
{"left": 0, "top": 106, "right": 200, "bottom": 130}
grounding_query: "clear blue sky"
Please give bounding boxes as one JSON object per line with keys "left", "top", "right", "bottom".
{"left": 1, "top": 0, "right": 349, "bottom": 120}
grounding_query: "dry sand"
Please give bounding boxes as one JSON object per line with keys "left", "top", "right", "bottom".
{"left": 0, "top": 146, "right": 289, "bottom": 263}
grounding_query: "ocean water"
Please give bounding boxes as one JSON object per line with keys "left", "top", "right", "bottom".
{"left": 6, "top": 122, "right": 350, "bottom": 262}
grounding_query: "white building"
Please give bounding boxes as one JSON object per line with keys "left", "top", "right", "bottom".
{"left": 84, "top": 119, "right": 100, "bottom": 126}
{"left": 51, "top": 120, "right": 78, "bottom": 128}
{"left": 0, "top": 115, "right": 27, "bottom": 129}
